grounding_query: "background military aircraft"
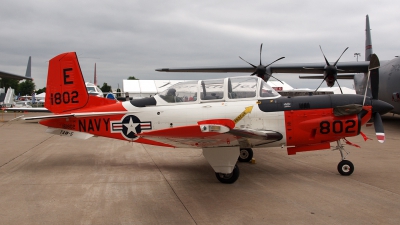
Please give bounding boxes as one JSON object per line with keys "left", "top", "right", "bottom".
{"left": 156, "top": 15, "right": 400, "bottom": 114}
{"left": 0, "top": 56, "right": 32, "bottom": 81}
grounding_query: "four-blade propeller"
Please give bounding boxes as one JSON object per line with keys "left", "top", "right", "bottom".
{"left": 364, "top": 54, "right": 390, "bottom": 143}
{"left": 239, "top": 43, "right": 285, "bottom": 83}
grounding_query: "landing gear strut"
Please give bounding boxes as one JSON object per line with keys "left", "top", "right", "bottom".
{"left": 238, "top": 148, "right": 253, "bottom": 162}
{"left": 334, "top": 140, "right": 354, "bottom": 176}
{"left": 215, "top": 165, "right": 240, "bottom": 184}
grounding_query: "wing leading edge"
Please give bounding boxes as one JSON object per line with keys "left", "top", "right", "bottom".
{"left": 139, "top": 119, "right": 283, "bottom": 148}
{"left": 156, "top": 61, "right": 369, "bottom": 75}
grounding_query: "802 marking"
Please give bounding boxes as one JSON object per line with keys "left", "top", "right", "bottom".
{"left": 320, "top": 119, "right": 356, "bottom": 134}
{"left": 50, "top": 91, "right": 79, "bottom": 105}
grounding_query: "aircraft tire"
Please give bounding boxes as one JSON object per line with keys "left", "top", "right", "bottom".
{"left": 337, "top": 160, "right": 354, "bottom": 176}
{"left": 215, "top": 165, "right": 240, "bottom": 184}
{"left": 238, "top": 148, "right": 253, "bottom": 162}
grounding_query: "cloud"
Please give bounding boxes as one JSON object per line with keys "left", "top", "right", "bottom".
{"left": 1, "top": 0, "right": 399, "bottom": 90}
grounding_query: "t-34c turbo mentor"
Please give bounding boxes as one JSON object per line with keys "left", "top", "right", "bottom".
{"left": 22, "top": 52, "right": 392, "bottom": 184}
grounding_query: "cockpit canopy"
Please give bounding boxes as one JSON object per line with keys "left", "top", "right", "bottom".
{"left": 159, "top": 76, "right": 280, "bottom": 103}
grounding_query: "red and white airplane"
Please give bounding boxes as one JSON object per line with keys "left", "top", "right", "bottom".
{"left": 23, "top": 52, "right": 393, "bottom": 184}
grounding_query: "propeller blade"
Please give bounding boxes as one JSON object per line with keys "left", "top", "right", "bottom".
{"left": 369, "top": 53, "right": 380, "bottom": 70}
{"left": 333, "top": 47, "right": 349, "bottom": 66}
{"left": 259, "top": 43, "right": 263, "bottom": 65}
{"left": 373, "top": 113, "right": 385, "bottom": 143}
{"left": 362, "top": 70, "right": 371, "bottom": 106}
{"left": 264, "top": 57, "right": 285, "bottom": 68}
{"left": 313, "top": 76, "right": 328, "bottom": 94}
{"left": 369, "top": 54, "right": 380, "bottom": 99}
{"left": 335, "top": 80, "right": 343, "bottom": 94}
{"left": 239, "top": 56, "right": 257, "bottom": 68}
{"left": 319, "top": 45, "right": 330, "bottom": 66}
{"left": 271, "top": 75, "right": 284, "bottom": 84}
{"left": 363, "top": 54, "right": 380, "bottom": 105}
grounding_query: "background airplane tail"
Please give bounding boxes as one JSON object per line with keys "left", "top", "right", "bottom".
{"left": 45, "top": 52, "right": 90, "bottom": 113}
{"left": 25, "top": 56, "right": 31, "bottom": 79}
{"left": 354, "top": 15, "right": 374, "bottom": 96}
{"left": 365, "top": 15, "right": 373, "bottom": 61}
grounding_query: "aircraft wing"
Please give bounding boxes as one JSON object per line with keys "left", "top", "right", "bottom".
{"left": 139, "top": 119, "right": 283, "bottom": 148}
{"left": 156, "top": 61, "right": 370, "bottom": 74}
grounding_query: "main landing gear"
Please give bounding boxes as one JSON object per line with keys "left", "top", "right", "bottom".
{"left": 238, "top": 148, "right": 253, "bottom": 162}
{"left": 215, "top": 165, "right": 240, "bottom": 184}
{"left": 334, "top": 140, "right": 354, "bottom": 176}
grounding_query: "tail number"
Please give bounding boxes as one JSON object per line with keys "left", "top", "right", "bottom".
{"left": 320, "top": 120, "right": 356, "bottom": 134}
{"left": 50, "top": 91, "right": 79, "bottom": 105}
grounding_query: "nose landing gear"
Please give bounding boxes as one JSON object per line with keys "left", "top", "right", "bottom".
{"left": 334, "top": 140, "right": 355, "bottom": 176}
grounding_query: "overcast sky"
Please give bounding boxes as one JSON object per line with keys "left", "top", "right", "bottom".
{"left": 1, "top": 0, "right": 399, "bottom": 91}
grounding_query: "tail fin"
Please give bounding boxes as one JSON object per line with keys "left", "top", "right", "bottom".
{"left": 25, "top": 56, "right": 31, "bottom": 79}
{"left": 365, "top": 15, "right": 373, "bottom": 61}
{"left": 45, "top": 52, "right": 89, "bottom": 113}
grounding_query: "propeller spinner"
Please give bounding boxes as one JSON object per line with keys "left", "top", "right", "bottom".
{"left": 239, "top": 43, "right": 285, "bottom": 82}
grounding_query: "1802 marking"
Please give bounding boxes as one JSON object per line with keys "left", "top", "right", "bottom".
{"left": 50, "top": 91, "right": 79, "bottom": 105}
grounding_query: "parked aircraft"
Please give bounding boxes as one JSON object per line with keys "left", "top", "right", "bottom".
{"left": 0, "top": 56, "right": 32, "bottom": 80}
{"left": 299, "top": 15, "right": 400, "bottom": 114}
{"left": 4, "top": 82, "right": 104, "bottom": 113}
{"left": 156, "top": 15, "right": 400, "bottom": 114}
{"left": 20, "top": 52, "right": 392, "bottom": 184}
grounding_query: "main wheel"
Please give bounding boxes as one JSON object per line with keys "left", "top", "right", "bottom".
{"left": 215, "top": 165, "right": 240, "bottom": 184}
{"left": 238, "top": 148, "right": 253, "bottom": 162}
{"left": 337, "top": 160, "right": 354, "bottom": 176}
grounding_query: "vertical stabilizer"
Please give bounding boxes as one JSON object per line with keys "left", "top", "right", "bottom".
{"left": 45, "top": 52, "right": 89, "bottom": 113}
{"left": 365, "top": 15, "right": 373, "bottom": 61}
{"left": 25, "top": 56, "right": 31, "bottom": 78}
{"left": 4, "top": 88, "right": 15, "bottom": 105}
{"left": 94, "top": 63, "right": 97, "bottom": 86}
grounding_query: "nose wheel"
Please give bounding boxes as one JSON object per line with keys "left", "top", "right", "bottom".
{"left": 334, "top": 140, "right": 355, "bottom": 176}
{"left": 337, "top": 160, "right": 354, "bottom": 176}
{"left": 238, "top": 148, "right": 253, "bottom": 162}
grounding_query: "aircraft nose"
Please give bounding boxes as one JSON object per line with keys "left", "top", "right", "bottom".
{"left": 372, "top": 99, "right": 394, "bottom": 114}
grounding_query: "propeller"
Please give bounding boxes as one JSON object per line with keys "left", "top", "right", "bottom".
{"left": 307, "top": 46, "right": 349, "bottom": 94}
{"left": 239, "top": 43, "right": 285, "bottom": 82}
{"left": 363, "top": 54, "right": 392, "bottom": 143}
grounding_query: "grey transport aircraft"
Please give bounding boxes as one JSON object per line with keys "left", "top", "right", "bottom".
{"left": 156, "top": 15, "right": 400, "bottom": 115}
{"left": 0, "top": 56, "right": 32, "bottom": 80}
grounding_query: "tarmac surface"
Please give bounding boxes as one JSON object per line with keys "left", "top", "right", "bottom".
{"left": 1, "top": 111, "right": 400, "bottom": 224}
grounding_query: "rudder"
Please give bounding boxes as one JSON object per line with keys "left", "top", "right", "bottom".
{"left": 45, "top": 52, "right": 89, "bottom": 113}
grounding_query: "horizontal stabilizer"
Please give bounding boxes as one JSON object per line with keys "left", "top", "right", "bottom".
{"left": 46, "top": 128, "right": 94, "bottom": 139}
{"left": 23, "top": 111, "right": 133, "bottom": 121}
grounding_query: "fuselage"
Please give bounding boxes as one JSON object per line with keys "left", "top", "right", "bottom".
{"left": 40, "top": 74, "right": 383, "bottom": 154}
